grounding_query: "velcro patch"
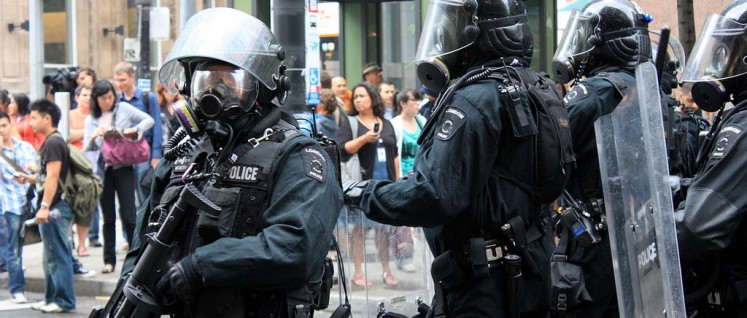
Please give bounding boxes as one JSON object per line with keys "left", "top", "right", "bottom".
{"left": 226, "top": 165, "right": 263, "bottom": 183}
{"left": 435, "top": 107, "right": 467, "bottom": 141}
{"left": 301, "top": 146, "right": 326, "bottom": 183}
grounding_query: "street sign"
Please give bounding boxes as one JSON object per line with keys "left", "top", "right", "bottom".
{"left": 124, "top": 38, "right": 140, "bottom": 62}
{"left": 138, "top": 78, "right": 152, "bottom": 92}
{"left": 150, "top": 7, "right": 170, "bottom": 41}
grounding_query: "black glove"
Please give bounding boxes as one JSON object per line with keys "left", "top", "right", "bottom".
{"left": 342, "top": 179, "right": 369, "bottom": 206}
{"left": 156, "top": 256, "right": 202, "bottom": 305}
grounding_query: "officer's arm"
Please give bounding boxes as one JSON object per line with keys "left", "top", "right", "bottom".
{"left": 675, "top": 132, "right": 747, "bottom": 262}
{"left": 192, "top": 143, "right": 342, "bottom": 290}
{"left": 565, "top": 82, "right": 612, "bottom": 158}
{"left": 360, "top": 90, "right": 500, "bottom": 227}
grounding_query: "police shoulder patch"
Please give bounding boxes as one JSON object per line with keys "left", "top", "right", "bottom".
{"left": 435, "top": 107, "right": 467, "bottom": 141}
{"left": 709, "top": 124, "right": 743, "bottom": 160}
{"left": 301, "top": 146, "right": 326, "bottom": 182}
{"left": 563, "top": 83, "right": 591, "bottom": 104}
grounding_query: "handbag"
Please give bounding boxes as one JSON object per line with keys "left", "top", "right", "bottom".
{"left": 20, "top": 207, "right": 42, "bottom": 246}
{"left": 101, "top": 106, "right": 151, "bottom": 165}
{"left": 341, "top": 116, "right": 363, "bottom": 182}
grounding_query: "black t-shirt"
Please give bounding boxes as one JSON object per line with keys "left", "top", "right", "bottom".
{"left": 37, "top": 132, "right": 69, "bottom": 206}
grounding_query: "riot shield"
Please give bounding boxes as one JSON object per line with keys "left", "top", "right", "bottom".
{"left": 594, "top": 62, "right": 686, "bottom": 317}
{"left": 319, "top": 206, "right": 433, "bottom": 317}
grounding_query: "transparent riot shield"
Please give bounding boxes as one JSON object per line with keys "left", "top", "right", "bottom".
{"left": 320, "top": 206, "right": 433, "bottom": 317}
{"left": 594, "top": 62, "right": 686, "bottom": 317}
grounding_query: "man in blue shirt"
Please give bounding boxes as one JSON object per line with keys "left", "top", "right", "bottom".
{"left": 113, "top": 62, "right": 162, "bottom": 207}
{"left": 0, "top": 111, "right": 36, "bottom": 304}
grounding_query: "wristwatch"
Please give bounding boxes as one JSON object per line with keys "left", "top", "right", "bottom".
{"left": 40, "top": 202, "right": 50, "bottom": 210}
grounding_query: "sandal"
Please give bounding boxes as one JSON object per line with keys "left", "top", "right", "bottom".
{"left": 352, "top": 275, "right": 373, "bottom": 288}
{"left": 77, "top": 246, "right": 90, "bottom": 257}
{"left": 382, "top": 272, "right": 399, "bottom": 287}
{"left": 101, "top": 264, "right": 115, "bottom": 274}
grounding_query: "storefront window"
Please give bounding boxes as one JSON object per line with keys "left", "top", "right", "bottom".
{"left": 43, "top": 0, "right": 68, "bottom": 64}
{"left": 380, "top": 1, "right": 420, "bottom": 90}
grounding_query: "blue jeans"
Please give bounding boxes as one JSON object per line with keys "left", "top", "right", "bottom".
{"left": 0, "top": 213, "right": 6, "bottom": 269}
{"left": 39, "top": 200, "right": 76, "bottom": 310}
{"left": 88, "top": 206, "right": 100, "bottom": 240}
{"left": 3, "top": 212, "right": 24, "bottom": 294}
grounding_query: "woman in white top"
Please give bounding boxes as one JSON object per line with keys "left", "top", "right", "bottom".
{"left": 84, "top": 80, "right": 154, "bottom": 274}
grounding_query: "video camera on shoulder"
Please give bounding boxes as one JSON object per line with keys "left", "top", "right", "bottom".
{"left": 42, "top": 66, "right": 80, "bottom": 96}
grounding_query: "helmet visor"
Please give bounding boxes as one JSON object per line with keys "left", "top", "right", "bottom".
{"left": 682, "top": 12, "right": 747, "bottom": 82}
{"left": 158, "top": 7, "right": 280, "bottom": 95}
{"left": 415, "top": 0, "right": 478, "bottom": 62}
{"left": 553, "top": 10, "right": 598, "bottom": 62}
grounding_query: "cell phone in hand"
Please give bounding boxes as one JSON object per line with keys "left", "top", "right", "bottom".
{"left": 373, "top": 123, "right": 380, "bottom": 133}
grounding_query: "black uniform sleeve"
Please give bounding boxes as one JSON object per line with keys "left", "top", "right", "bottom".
{"left": 192, "top": 141, "right": 343, "bottom": 290}
{"left": 565, "top": 78, "right": 619, "bottom": 158}
{"left": 359, "top": 83, "right": 501, "bottom": 227}
{"left": 675, "top": 114, "right": 747, "bottom": 262}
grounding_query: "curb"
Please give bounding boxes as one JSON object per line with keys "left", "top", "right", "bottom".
{"left": 0, "top": 274, "right": 118, "bottom": 298}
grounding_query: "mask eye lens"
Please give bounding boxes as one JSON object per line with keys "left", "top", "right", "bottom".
{"left": 712, "top": 45, "right": 729, "bottom": 75}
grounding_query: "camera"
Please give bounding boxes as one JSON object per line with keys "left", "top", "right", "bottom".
{"left": 558, "top": 205, "right": 602, "bottom": 248}
{"left": 42, "top": 66, "right": 80, "bottom": 96}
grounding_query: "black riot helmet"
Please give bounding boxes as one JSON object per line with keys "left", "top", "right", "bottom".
{"left": 681, "top": 0, "right": 747, "bottom": 110}
{"left": 158, "top": 8, "right": 290, "bottom": 138}
{"left": 552, "top": 0, "right": 653, "bottom": 84}
{"left": 415, "top": 0, "right": 533, "bottom": 92}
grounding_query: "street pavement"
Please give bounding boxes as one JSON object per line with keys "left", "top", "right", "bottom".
{"left": 0, "top": 230, "right": 433, "bottom": 317}
{"left": 0, "top": 239, "right": 126, "bottom": 317}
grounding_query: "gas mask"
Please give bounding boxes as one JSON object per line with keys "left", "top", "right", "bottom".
{"left": 172, "top": 64, "right": 259, "bottom": 138}
{"left": 681, "top": 11, "right": 747, "bottom": 111}
{"left": 415, "top": 0, "right": 479, "bottom": 92}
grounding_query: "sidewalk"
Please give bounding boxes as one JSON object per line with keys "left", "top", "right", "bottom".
{"left": 0, "top": 239, "right": 126, "bottom": 298}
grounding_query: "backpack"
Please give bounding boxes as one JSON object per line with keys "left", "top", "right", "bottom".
{"left": 60, "top": 142, "right": 103, "bottom": 218}
{"left": 490, "top": 68, "right": 576, "bottom": 204}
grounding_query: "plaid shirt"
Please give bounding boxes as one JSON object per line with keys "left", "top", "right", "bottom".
{"left": 0, "top": 138, "right": 37, "bottom": 215}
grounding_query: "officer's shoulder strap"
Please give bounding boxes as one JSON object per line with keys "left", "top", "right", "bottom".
{"left": 595, "top": 72, "right": 634, "bottom": 98}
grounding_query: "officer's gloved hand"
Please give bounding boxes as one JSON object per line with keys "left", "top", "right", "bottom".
{"left": 156, "top": 256, "right": 202, "bottom": 305}
{"left": 342, "top": 180, "right": 369, "bottom": 206}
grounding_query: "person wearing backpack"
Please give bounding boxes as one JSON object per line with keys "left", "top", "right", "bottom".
{"left": 17, "top": 99, "right": 76, "bottom": 313}
{"left": 343, "top": 0, "right": 574, "bottom": 316}
{"left": 550, "top": 0, "right": 653, "bottom": 316}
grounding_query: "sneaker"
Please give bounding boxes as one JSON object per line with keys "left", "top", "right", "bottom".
{"left": 399, "top": 263, "right": 418, "bottom": 273}
{"left": 39, "top": 302, "right": 75, "bottom": 313}
{"left": 75, "top": 269, "right": 96, "bottom": 278}
{"left": 89, "top": 238, "right": 102, "bottom": 247}
{"left": 30, "top": 301, "right": 47, "bottom": 310}
{"left": 11, "top": 293, "right": 27, "bottom": 304}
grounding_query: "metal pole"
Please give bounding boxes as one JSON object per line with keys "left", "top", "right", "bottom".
{"left": 55, "top": 92, "right": 71, "bottom": 140}
{"left": 29, "top": 0, "right": 45, "bottom": 100}
{"left": 180, "top": 0, "right": 197, "bottom": 29}
{"left": 138, "top": 2, "right": 151, "bottom": 85}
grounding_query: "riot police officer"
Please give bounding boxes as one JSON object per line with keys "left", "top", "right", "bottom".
{"left": 344, "top": 0, "right": 559, "bottom": 316}
{"left": 121, "top": 8, "right": 342, "bottom": 318}
{"left": 550, "top": 0, "right": 652, "bottom": 316}
{"left": 675, "top": 0, "right": 747, "bottom": 315}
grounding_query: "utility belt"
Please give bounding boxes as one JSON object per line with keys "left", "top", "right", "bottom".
{"left": 431, "top": 216, "right": 545, "bottom": 290}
